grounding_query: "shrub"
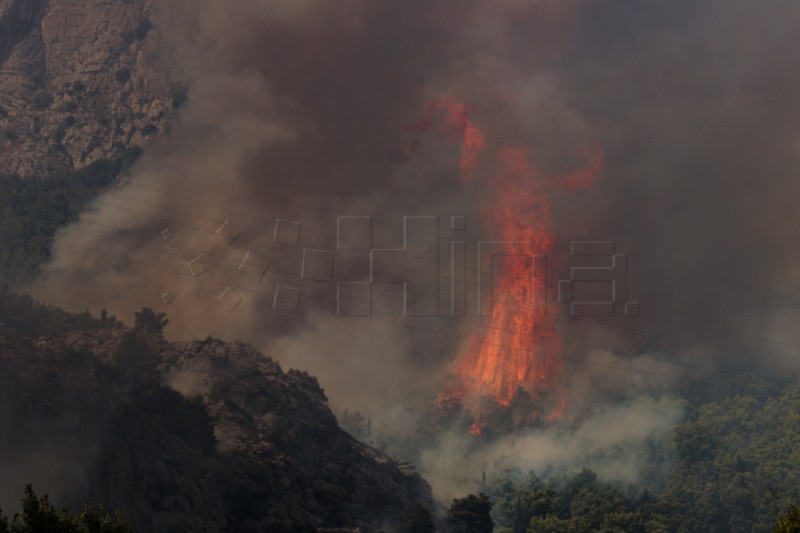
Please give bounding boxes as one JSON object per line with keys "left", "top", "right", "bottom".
{"left": 32, "top": 90, "right": 53, "bottom": 109}
{"left": 131, "top": 18, "right": 151, "bottom": 41}
{"left": 115, "top": 68, "right": 131, "bottom": 84}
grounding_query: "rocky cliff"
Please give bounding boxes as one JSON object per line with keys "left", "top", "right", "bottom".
{"left": 0, "top": 319, "right": 435, "bottom": 532}
{"left": 0, "top": 0, "right": 174, "bottom": 176}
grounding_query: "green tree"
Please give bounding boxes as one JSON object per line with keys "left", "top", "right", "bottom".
{"left": 14, "top": 485, "right": 74, "bottom": 532}
{"left": 447, "top": 493, "right": 493, "bottom": 533}
{"left": 0, "top": 485, "right": 132, "bottom": 533}
{"left": 527, "top": 514, "right": 571, "bottom": 533}
{"left": 133, "top": 307, "right": 168, "bottom": 337}
{"left": 775, "top": 505, "right": 800, "bottom": 533}
{"left": 75, "top": 505, "right": 132, "bottom": 533}
{"left": 494, "top": 489, "right": 545, "bottom": 533}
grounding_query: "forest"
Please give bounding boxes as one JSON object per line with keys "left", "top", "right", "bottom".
{"left": 486, "top": 374, "right": 800, "bottom": 533}
{"left": 0, "top": 147, "right": 140, "bottom": 285}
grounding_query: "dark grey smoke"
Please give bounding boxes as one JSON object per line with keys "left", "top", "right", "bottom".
{"left": 28, "top": 0, "right": 800, "bottom": 493}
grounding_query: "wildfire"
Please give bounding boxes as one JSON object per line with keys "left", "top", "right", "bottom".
{"left": 454, "top": 146, "right": 558, "bottom": 406}
{"left": 405, "top": 97, "right": 601, "bottom": 419}
{"left": 469, "top": 419, "right": 484, "bottom": 436}
{"left": 417, "top": 98, "right": 601, "bottom": 416}
{"left": 459, "top": 144, "right": 601, "bottom": 409}
{"left": 401, "top": 98, "right": 486, "bottom": 181}
{"left": 427, "top": 98, "right": 486, "bottom": 182}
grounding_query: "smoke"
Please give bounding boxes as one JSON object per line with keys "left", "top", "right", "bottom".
{"left": 420, "top": 395, "right": 684, "bottom": 502}
{"left": 419, "top": 349, "right": 685, "bottom": 500}
{"left": 25, "top": 0, "right": 800, "bottom": 500}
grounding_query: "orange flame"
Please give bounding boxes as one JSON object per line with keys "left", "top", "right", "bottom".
{"left": 469, "top": 419, "right": 484, "bottom": 436}
{"left": 547, "top": 399, "right": 566, "bottom": 421}
{"left": 454, "top": 146, "right": 559, "bottom": 405}
{"left": 428, "top": 98, "right": 486, "bottom": 181}
{"left": 456, "top": 145, "right": 601, "bottom": 408}
{"left": 444, "top": 103, "right": 601, "bottom": 412}
{"left": 408, "top": 98, "right": 601, "bottom": 417}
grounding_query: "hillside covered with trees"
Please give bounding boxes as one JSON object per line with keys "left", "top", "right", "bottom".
{"left": 485, "top": 377, "right": 800, "bottom": 533}
{"left": 0, "top": 293, "right": 436, "bottom": 532}
{"left": 0, "top": 148, "right": 140, "bottom": 285}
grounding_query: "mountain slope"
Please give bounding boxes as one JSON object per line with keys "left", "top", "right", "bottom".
{"left": 0, "top": 0, "right": 173, "bottom": 176}
{"left": 0, "top": 301, "right": 435, "bottom": 532}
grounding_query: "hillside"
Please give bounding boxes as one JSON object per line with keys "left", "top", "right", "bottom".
{"left": 0, "top": 0, "right": 174, "bottom": 176}
{"left": 0, "top": 295, "right": 435, "bottom": 532}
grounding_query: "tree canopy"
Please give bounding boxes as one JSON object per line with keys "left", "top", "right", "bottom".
{"left": 133, "top": 307, "right": 168, "bottom": 337}
{"left": 0, "top": 485, "right": 132, "bottom": 533}
{"left": 487, "top": 378, "right": 800, "bottom": 533}
{"left": 447, "top": 493, "right": 494, "bottom": 533}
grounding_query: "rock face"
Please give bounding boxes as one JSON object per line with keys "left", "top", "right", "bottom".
{"left": 0, "top": 0, "right": 174, "bottom": 176}
{"left": 0, "top": 326, "right": 435, "bottom": 532}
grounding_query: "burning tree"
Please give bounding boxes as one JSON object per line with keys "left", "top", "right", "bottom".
{"left": 417, "top": 98, "right": 602, "bottom": 422}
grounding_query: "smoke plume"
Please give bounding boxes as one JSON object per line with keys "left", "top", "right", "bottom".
{"left": 28, "top": 0, "right": 800, "bottom": 497}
